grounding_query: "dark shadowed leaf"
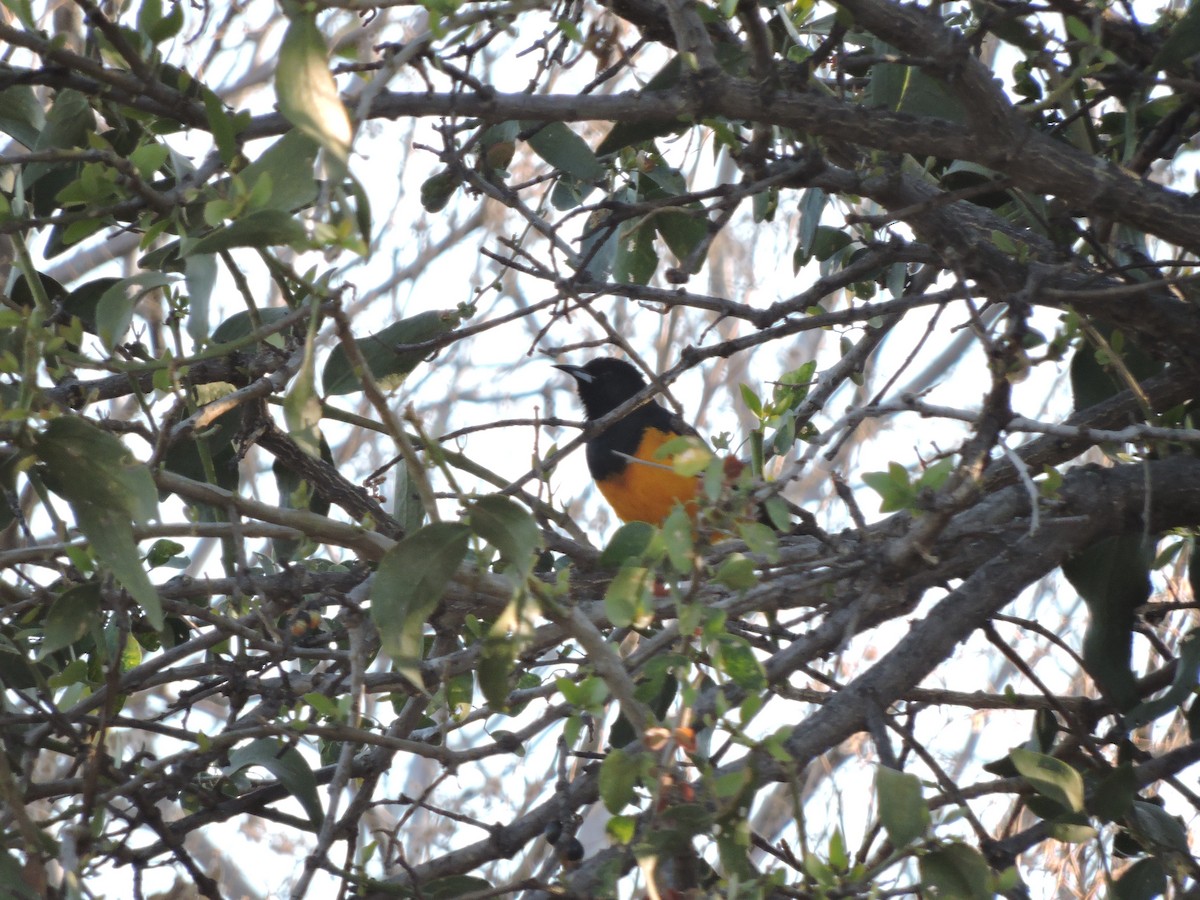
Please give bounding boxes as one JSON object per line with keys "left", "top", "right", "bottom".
{"left": 423, "top": 876, "right": 495, "bottom": 899}
{"left": 74, "top": 504, "right": 163, "bottom": 629}
{"left": 1063, "top": 534, "right": 1151, "bottom": 711}
{"left": 41, "top": 582, "right": 101, "bottom": 656}
{"left": 1111, "top": 858, "right": 1167, "bottom": 900}
{"left": 225, "top": 738, "right": 324, "bottom": 829}
{"left": 523, "top": 121, "right": 605, "bottom": 182}
{"left": 919, "top": 842, "right": 993, "bottom": 900}
{"left": 211, "top": 307, "right": 296, "bottom": 345}
{"left": 36, "top": 417, "right": 158, "bottom": 524}
{"left": 1127, "top": 800, "right": 1191, "bottom": 854}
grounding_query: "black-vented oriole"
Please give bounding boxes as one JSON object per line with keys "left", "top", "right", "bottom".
{"left": 555, "top": 357, "right": 701, "bottom": 525}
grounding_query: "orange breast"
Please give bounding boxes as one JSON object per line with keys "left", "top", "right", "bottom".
{"left": 595, "top": 427, "right": 699, "bottom": 525}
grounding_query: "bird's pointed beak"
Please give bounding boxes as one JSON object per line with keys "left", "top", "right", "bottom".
{"left": 553, "top": 363, "right": 592, "bottom": 383}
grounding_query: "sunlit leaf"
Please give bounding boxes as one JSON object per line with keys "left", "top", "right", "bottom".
{"left": 275, "top": 14, "right": 352, "bottom": 167}
{"left": 1010, "top": 748, "right": 1084, "bottom": 813}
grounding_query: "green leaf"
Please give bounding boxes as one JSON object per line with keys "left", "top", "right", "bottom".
{"left": 478, "top": 622, "right": 516, "bottom": 711}
{"left": 75, "top": 504, "right": 163, "bottom": 629}
{"left": 1127, "top": 800, "right": 1191, "bottom": 854}
{"left": 737, "top": 521, "right": 780, "bottom": 563}
{"left": 810, "top": 226, "right": 853, "bottom": 264}
{"left": 302, "top": 692, "right": 339, "bottom": 719}
{"left": 599, "top": 747, "right": 638, "bottom": 813}
{"left": 1125, "top": 629, "right": 1200, "bottom": 727}
{"left": 185, "top": 251, "right": 217, "bottom": 345}
{"left": 129, "top": 143, "right": 169, "bottom": 179}
{"left": 392, "top": 465, "right": 426, "bottom": 535}
{"left": 714, "top": 633, "right": 766, "bottom": 691}
{"left": 236, "top": 130, "right": 321, "bottom": 212}
{"left": 147, "top": 0, "right": 183, "bottom": 42}
{"left": 796, "top": 187, "right": 828, "bottom": 264}
{"left": 0, "top": 850, "right": 40, "bottom": 899}
{"left": 36, "top": 417, "right": 158, "bottom": 524}
{"left": 557, "top": 674, "right": 609, "bottom": 711}
{"left": 202, "top": 87, "right": 239, "bottom": 165}
{"left": 739, "top": 383, "right": 763, "bottom": 418}
{"left": 283, "top": 332, "right": 322, "bottom": 460}
{"left": 95, "top": 273, "right": 177, "bottom": 350}
{"left": 523, "top": 121, "right": 605, "bottom": 182}
{"left": 612, "top": 218, "right": 657, "bottom": 285}
{"left": 661, "top": 505, "right": 694, "bottom": 573}
{"left": 420, "top": 168, "right": 461, "bottom": 213}
{"left": 28, "top": 90, "right": 92, "bottom": 192}
{"left": 225, "top": 738, "right": 324, "bottom": 829}
{"left": 919, "top": 842, "right": 993, "bottom": 900}
{"left": 468, "top": 494, "right": 542, "bottom": 578}
{"left": 188, "top": 208, "right": 309, "bottom": 255}
{"left": 606, "top": 814, "right": 637, "bottom": 845}
{"left": 1111, "top": 858, "right": 1167, "bottom": 900}
{"left": 1009, "top": 747, "right": 1084, "bottom": 813}
{"left": 211, "top": 307, "right": 295, "bottom": 345}
{"left": 321, "top": 308, "right": 465, "bottom": 396}
{"left": 865, "top": 38, "right": 965, "bottom": 120}
{"left": 876, "top": 766, "right": 930, "bottom": 847}
{"left": 0, "top": 84, "right": 45, "bottom": 149}
{"left": 1045, "top": 812, "right": 1097, "bottom": 843}
{"left": 1091, "top": 763, "right": 1137, "bottom": 821}
{"left": 714, "top": 553, "right": 757, "bottom": 590}
{"left": 1062, "top": 534, "right": 1152, "bottom": 711}
{"left": 655, "top": 207, "right": 707, "bottom": 265}
{"left": 656, "top": 435, "right": 712, "bottom": 477}
{"left": 917, "top": 458, "right": 954, "bottom": 491}
{"left": 41, "top": 582, "right": 101, "bottom": 656}
{"left": 275, "top": 14, "right": 352, "bottom": 167}
{"left": 599, "top": 522, "right": 655, "bottom": 568}
{"left": 370, "top": 522, "right": 471, "bottom": 683}
{"left": 422, "top": 876, "right": 495, "bottom": 900}
{"left": 604, "top": 564, "right": 651, "bottom": 628}
{"left": 1153, "top": 1, "right": 1200, "bottom": 69}
{"left": 862, "top": 463, "right": 916, "bottom": 512}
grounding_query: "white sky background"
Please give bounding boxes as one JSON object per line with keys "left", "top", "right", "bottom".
{"left": 8, "top": 0, "right": 1199, "bottom": 895}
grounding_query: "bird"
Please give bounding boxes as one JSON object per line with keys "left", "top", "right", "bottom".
{"left": 554, "top": 357, "right": 703, "bottom": 525}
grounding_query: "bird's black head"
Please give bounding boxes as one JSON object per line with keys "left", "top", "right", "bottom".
{"left": 554, "top": 357, "right": 648, "bottom": 420}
